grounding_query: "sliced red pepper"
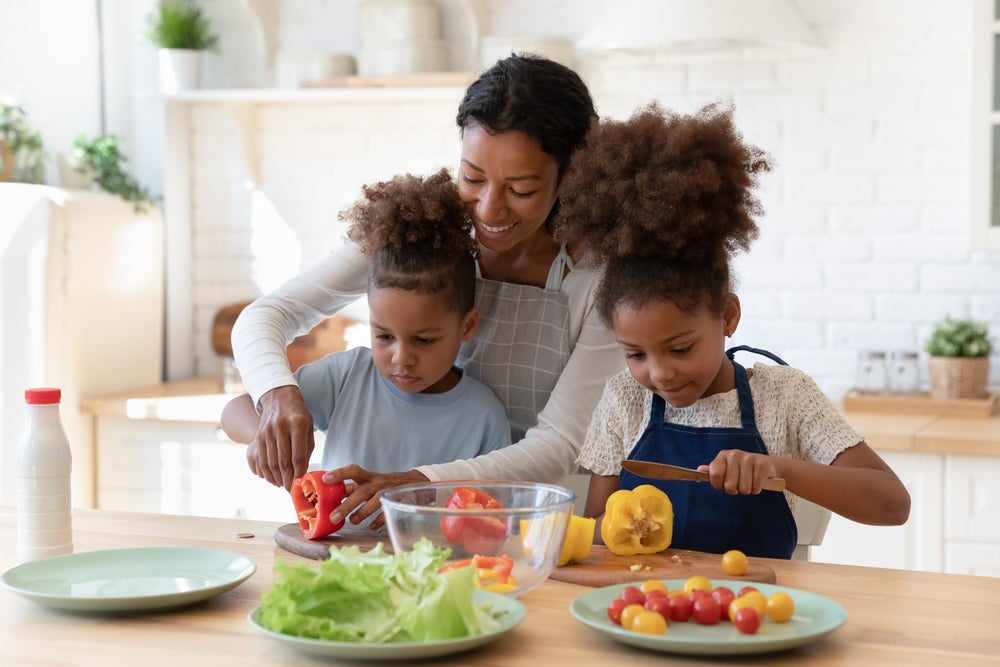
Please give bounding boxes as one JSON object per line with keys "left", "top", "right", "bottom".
{"left": 290, "top": 471, "right": 346, "bottom": 539}
{"left": 440, "top": 486, "right": 510, "bottom": 554}
{"left": 439, "top": 554, "right": 515, "bottom": 584}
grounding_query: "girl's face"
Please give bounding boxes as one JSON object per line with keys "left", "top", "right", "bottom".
{"left": 611, "top": 295, "right": 741, "bottom": 408}
{"left": 457, "top": 123, "right": 561, "bottom": 254}
{"left": 367, "top": 287, "right": 478, "bottom": 395}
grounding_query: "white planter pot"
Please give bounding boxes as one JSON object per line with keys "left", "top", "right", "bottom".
{"left": 158, "top": 48, "right": 202, "bottom": 94}
{"left": 57, "top": 152, "right": 94, "bottom": 190}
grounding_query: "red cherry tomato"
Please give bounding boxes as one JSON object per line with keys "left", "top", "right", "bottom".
{"left": 712, "top": 587, "right": 736, "bottom": 622}
{"left": 692, "top": 595, "right": 721, "bottom": 625}
{"left": 689, "top": 588, "right": 712, "bottom": 604}
{"left": 607, "top": 598, "right": 628, "bottom": 625}
{"left": 733, "top": 607, "right": 762, "bottom": 634}
{"left": 668, "top": 593, "right": 693, "bottom": 622}
{"left": 619, "top": 585, "right": 646, "bottom": 608}
{"left": 738, "top": 585, "right": 759, "bottom": 597}
{"left": 644, "top": 592, "right": 671, "bottom": 619}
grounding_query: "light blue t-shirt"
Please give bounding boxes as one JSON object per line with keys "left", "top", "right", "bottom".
{"left": 294, "top": 346, "right": 512, "bottom": 472}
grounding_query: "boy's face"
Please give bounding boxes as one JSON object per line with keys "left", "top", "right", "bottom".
{"left": 367, "top": 287, "right": 478, "bottom": 394}
{"left": 611, "top": 295, "right": 741, "bottom": 408}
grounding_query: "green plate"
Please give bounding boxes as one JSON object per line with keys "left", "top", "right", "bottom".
{"left": 2, "top": 547, "right": 256, "bottom": 612}
{"left": 570, "top": 579, "right": 847, "bottom": 656}
{"left": 248, "top": 590, "right": 525, "bottom": 661}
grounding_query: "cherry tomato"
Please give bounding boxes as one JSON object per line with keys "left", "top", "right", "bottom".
{"left": 620, "top": 603, "right": 647, "bottom": 631}
{"left": 640, "top": 579, "right": 669, "bottom": 596}
{"left": 733, "top": 607, "right": 761, "bottom": 634}
{"left": 721, "top": 549, "right": 749, "bottom": 576}
{"left": 766, "top": 591, "right": 795, "bottom": 623}
{"left": 630, "top": 610, "right": 667, "bottom": 635}
{"left": 619, "top": 585, "right": 646, "bottom": 607}
{"left": 712, "top": 587, "right": 736, "bottom": 621}
{"left": 728, "top": 595, "right": 760, "bottom": 622}
{"left": 691, "top": 595, "right": 721, "bottom": 625}
{"left": 607, "top": 598, "right": 628, "bottom": 625}
{"left": 668, "top": 593, "right": 693, "bottom": 622}
{"left": 737, "top": 585, "right": 759, "bottom": 597}
{"left": 644, "top": 592, "right": 671, "bottom": 618}
{"left": 683, "top": 575, "right": 713, "bottom": 595}
{"left": 740, "top": 590, "right": 768, "bottom": 617}
{"left": 689, "top": 588, "right": 712, "bottom": 604}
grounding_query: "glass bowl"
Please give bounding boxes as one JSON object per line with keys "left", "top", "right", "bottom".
{"left": 380, "top": 481, "right": 576, "bottom": 598}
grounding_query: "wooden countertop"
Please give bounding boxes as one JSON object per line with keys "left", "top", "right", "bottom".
{"left": 1, "top": 508, "right": 998, "bottom": 666}
{"left": 80, "top": 379, "right": 1000, "bottom": 457}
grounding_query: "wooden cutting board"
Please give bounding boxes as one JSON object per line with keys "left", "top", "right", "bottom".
{"left": 549, "top": 546, "right": 776, "bottom": 587}
{"left": 274, "top": 523, "right": 394, "bottom": 560}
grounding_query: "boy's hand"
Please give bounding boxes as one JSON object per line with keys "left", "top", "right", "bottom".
{"left": 698, "top": 450, "right": 782, "bottom": 495}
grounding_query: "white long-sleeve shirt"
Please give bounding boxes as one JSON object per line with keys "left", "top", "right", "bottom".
{"left": 231, "top": 240, "right": 626, "bottom": 484}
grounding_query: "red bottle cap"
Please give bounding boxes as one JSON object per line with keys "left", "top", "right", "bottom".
{"left": 25, "top": 388, "right": 61, "bottom": 404}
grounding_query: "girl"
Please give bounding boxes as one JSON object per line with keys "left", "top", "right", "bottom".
{"left": 553, "top": 103, "right": 910, "bottom": 559}
{"left": 222, "top": 169, "right": 511, "bottom": 474}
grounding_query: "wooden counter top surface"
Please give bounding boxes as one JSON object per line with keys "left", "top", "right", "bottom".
{"left": 2, "top": 507, "right": 999, "bottom": 667}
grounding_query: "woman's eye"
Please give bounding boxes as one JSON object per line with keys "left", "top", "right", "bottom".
{"left": 461, "top": 174, "right": 482, "bottom": 185}
{"left": 510, "top": 189, "right": 536, "bottom": 198}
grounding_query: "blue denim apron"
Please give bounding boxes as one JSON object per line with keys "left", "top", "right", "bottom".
{"left": 618, "top": 346, "right": 798, "bottom": 559}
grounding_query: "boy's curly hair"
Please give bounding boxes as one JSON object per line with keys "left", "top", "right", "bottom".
{"left": 553, "top": 102, "right": 771, "bottom": 322}
{"left": 340, "top": 168, "right": 478, "bottom": 313}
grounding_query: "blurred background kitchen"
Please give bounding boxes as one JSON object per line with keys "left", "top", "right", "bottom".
{"left": 1, "top": 1, "right": 997, "bottom": 575}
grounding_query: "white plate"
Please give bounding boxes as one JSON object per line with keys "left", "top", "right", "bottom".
{"left": 2, "top": 547, "right": 256, "bottom": 612}
{"left": 248, "top": 590, "right": 525, "bottom": 661}
{"left": 570, "top": 580, "right": 847, "bottom": 656}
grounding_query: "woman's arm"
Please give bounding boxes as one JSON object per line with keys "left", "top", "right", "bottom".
{"left": 230, "top": 241, "right": 370, "bottom": 489}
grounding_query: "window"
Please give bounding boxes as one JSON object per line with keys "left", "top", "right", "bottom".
{"left": 972, "top": 0, "right": 1000, "bottom": 249}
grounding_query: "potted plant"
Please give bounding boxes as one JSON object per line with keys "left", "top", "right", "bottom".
{"left": 924, "top": 317, "right": 993, "bottom": 399}
{"left": 145, "top": 0, "right": 219, "bottom": 93}
{"left": 0, "top": 99, "right": 46, "bottom": 183}
{"left": 70, "top": 133, "right": 157, "bottom": 213}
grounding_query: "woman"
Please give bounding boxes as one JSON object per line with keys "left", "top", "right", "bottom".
{"left": 231, "top": 54, "right": 625, "bottom": 528}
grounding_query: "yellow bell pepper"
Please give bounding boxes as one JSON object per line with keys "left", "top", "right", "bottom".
{"left": 557, "top": 514, "right": 596, "bottom": 566}
{"left": 600, "top": 484, "right": 673, "bottom": 556}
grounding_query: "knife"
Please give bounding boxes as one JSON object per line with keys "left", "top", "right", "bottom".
{"left": 621, "top": 460, "right": 786, "bottom": 492}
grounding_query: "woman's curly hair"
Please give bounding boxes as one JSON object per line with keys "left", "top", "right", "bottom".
{"left": 553, "top": 102, "right": 771, "bottom": 323}
{"left": 340, "top": 168, "right": 478, "bottom": 313}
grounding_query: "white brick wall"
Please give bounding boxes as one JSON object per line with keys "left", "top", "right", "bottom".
{"left": 182, "top": 0, "right": 997, "bottom": 399}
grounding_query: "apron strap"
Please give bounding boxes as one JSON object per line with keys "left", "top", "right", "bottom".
{"left": 727, "top": 345, "right": 789, "bottom": 366}
{"left": 731, "top": 360, "right": 758, "bottom": 431}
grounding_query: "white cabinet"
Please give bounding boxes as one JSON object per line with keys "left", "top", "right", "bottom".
{"left": 96, "top": 415, "right": 324, "bottom": 522}
{"left": 811, "top": 451, "right": 944, "bottom": 571}
{"left": 812, "top": 451, "right": 1000, "bottom": 576}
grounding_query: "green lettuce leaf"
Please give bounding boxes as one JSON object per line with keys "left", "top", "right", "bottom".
{"left": 259, "top": 537, "right": 502, "bottom": 643}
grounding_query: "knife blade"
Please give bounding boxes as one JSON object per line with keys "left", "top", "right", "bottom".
{"left": 621, "top": 460, "right": 786, "bottom": 492}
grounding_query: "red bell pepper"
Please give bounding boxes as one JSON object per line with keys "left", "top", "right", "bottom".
{"left": 290, "top": 471, "right": 346, "bottom": 539}
{"left": 440, "top": 486, "right": 510, "bottom": 554}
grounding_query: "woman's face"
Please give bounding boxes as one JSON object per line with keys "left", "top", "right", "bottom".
{"left": 368, "top": 287, "right": 478, "bottom": 395}
{"left": 457, "top": 123, "right": 561, "bottom": 254}
{"left": 611, "top": 295, "right": 740, "bottom": 408}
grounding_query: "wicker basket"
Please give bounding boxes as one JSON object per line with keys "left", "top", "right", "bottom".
{"left": 927, "top": 356, "right": 989, "bottom": 399}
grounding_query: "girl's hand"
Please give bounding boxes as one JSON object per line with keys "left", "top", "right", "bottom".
{"left": 697, "top": 450, "right": 782, "bottom": 495}
{"left": 322, "top": 465, "right": 429, "bottom": 530}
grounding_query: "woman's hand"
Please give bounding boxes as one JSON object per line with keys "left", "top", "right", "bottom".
{"left": 247, "top": 385, "right": 316, "bottom": 490}
{"left": 322, "top": 465, "right": 430, "bottom": 530}
{"left": 698, "top": 450, "right": 782, "bottom": 495}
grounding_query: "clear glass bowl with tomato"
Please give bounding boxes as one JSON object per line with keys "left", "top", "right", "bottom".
{"left": 380, "top": 481, "right": 576, "bottom": 598}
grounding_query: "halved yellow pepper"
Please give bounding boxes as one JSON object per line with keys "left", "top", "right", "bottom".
{"left": 600, "top": 484, "right": 673, "bottom": 556}
{"left": 557, "top": 514, "right": 596, "bottom": 566}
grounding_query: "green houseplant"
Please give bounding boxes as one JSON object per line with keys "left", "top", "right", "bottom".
{"left": 0, "top": 100, "right": 46, "bottom": 183}
{"left": 145, "top": 0, "right": 219, "bottom": 93}
{"left": 70, "top": 133, "right": 156, "bottom": 213}
{"left": 924, "top": 317, "right": 993, "bottom": 399}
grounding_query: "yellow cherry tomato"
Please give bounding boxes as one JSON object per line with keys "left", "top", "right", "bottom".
{"left": 640, "top": 579, "right": 669, "bottom": 596}
{"left": 739, "top": 590, "right": 768, "bottom": 617}
{"left": 721, "top": 549, "right": 749, "bottom": 576}
{"left": 630, "top": 610, "right": 667, "bottom": 635}
{"left": 683, "top": 575, "right": 713, "bottom": 595}
{"left": 620, "top": 603, "right": 647, "bottom": 631}
{"left": 766, "top": 591, "right": 795, "bottom": 623}
{"left": 727, "top": 595, "right": 759, "bottom": 622}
